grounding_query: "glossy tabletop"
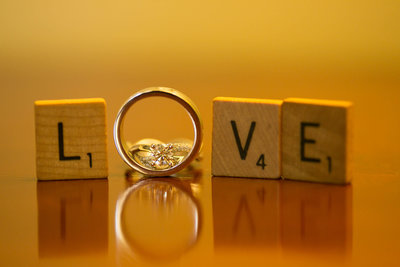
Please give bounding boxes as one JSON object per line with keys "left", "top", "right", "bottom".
{"left": 1, "top": 163, "right": 400, "bottom": 267}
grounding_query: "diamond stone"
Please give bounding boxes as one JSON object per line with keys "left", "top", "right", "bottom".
{"left": 149, "top": 144, "right": 178, "bottom": 169}
{"left": 131, "top": 142, "right": 192, "bottom": 170}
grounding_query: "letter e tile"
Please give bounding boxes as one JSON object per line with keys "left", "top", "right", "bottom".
{"left": 282, "top": 98, "right": 353, "bottom": 184}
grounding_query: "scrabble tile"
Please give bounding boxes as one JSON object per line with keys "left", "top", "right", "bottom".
{"left": 280, "top": 180, "right": 352, "bottom": 256}
{"left": 212, "top": 177, "right": 280, "bottom": 248}
{"left": 212, "top": 97, "right": 282, "bottom": 178}
{"left": 35, "top": 98, "right": 108, "bottom": 180}
{"left": 37, "top": 179, "right": 108, "bottom": 257}
{"left": 282, "top": 98, "right": 353, "bottom": 184}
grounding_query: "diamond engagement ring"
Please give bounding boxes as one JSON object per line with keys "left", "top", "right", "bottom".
{"left": 114, "top": 87, "right": 203, "bottom": 176}
{"left": 129, "top": 141, "right": 192, "bottom": 170}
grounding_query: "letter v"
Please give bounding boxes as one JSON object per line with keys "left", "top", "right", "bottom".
{"left": 230, "top": 120, "right": 256, "bottom": 160}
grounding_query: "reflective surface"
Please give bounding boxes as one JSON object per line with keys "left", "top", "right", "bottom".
{"left": 213, "top": 178, "right": 352, "bottom": 265}
{"left": 37, "top": 179, "right": 108, "bottom": 258}
{"left": 1, "top": 0, "right": 400, "bottom": 266}
{"left": 0, "top": 169, "right": 399, "bottom": 266}
{"left": 116, "top": 178, "right": 200, "bottom": 262}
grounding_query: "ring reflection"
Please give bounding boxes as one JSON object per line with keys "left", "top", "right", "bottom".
{"left": 115, "top": 178, "right": 200, "bottom": 262}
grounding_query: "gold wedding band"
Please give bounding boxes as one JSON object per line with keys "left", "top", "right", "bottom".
{"left": 114, "top": 87, "right": 203, "bottom": 176}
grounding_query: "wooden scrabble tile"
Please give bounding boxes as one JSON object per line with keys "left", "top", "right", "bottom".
{"left": 212, "top": 97, "right": 282, "bottom": 178}
{"left": 35, "top": 98, "right": 108, "bottom": 180}
{"left": 282, "top": 98, "right": 353, "bottom": 184}
{"left": 280, "top": 180, "right": 352, "bottom": 256}
{"left": 212, "top": 177, "right": 280, "bottom": 249}
{"left": 37, "top": 179, "right": 108, "bottom": 257}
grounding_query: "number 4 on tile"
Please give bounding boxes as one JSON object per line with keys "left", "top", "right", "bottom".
{"left": 212, "top": 97, "right": 282, "bottom": 179}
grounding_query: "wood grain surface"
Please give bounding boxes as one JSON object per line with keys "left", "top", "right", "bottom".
{"left": 212, "top": 97, "right": 282, "bottom": 178}
{"left": 35, "top": 98, "right": 108, "bottom": 180}
{"left": 282, "top": 98, "right": 353, "bottom": 184}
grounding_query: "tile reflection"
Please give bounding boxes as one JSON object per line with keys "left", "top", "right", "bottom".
{"left": 212, "top": 178, "right": 280, "bottom": 249}
{"left": 37, "top": 179, "right": 108, "bottom": 257}
{"left": 115, "top": 177, "right": 201, "bottom": 262}
{"left": 212, "top": 178, "right": 352, "bottom": 258}
{"left": 280, "top": 180, "right": 352, "bottom": 256}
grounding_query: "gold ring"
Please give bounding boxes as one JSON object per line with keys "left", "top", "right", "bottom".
{"left": 114, "top": 87, "right": 203, "bottom": 176}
